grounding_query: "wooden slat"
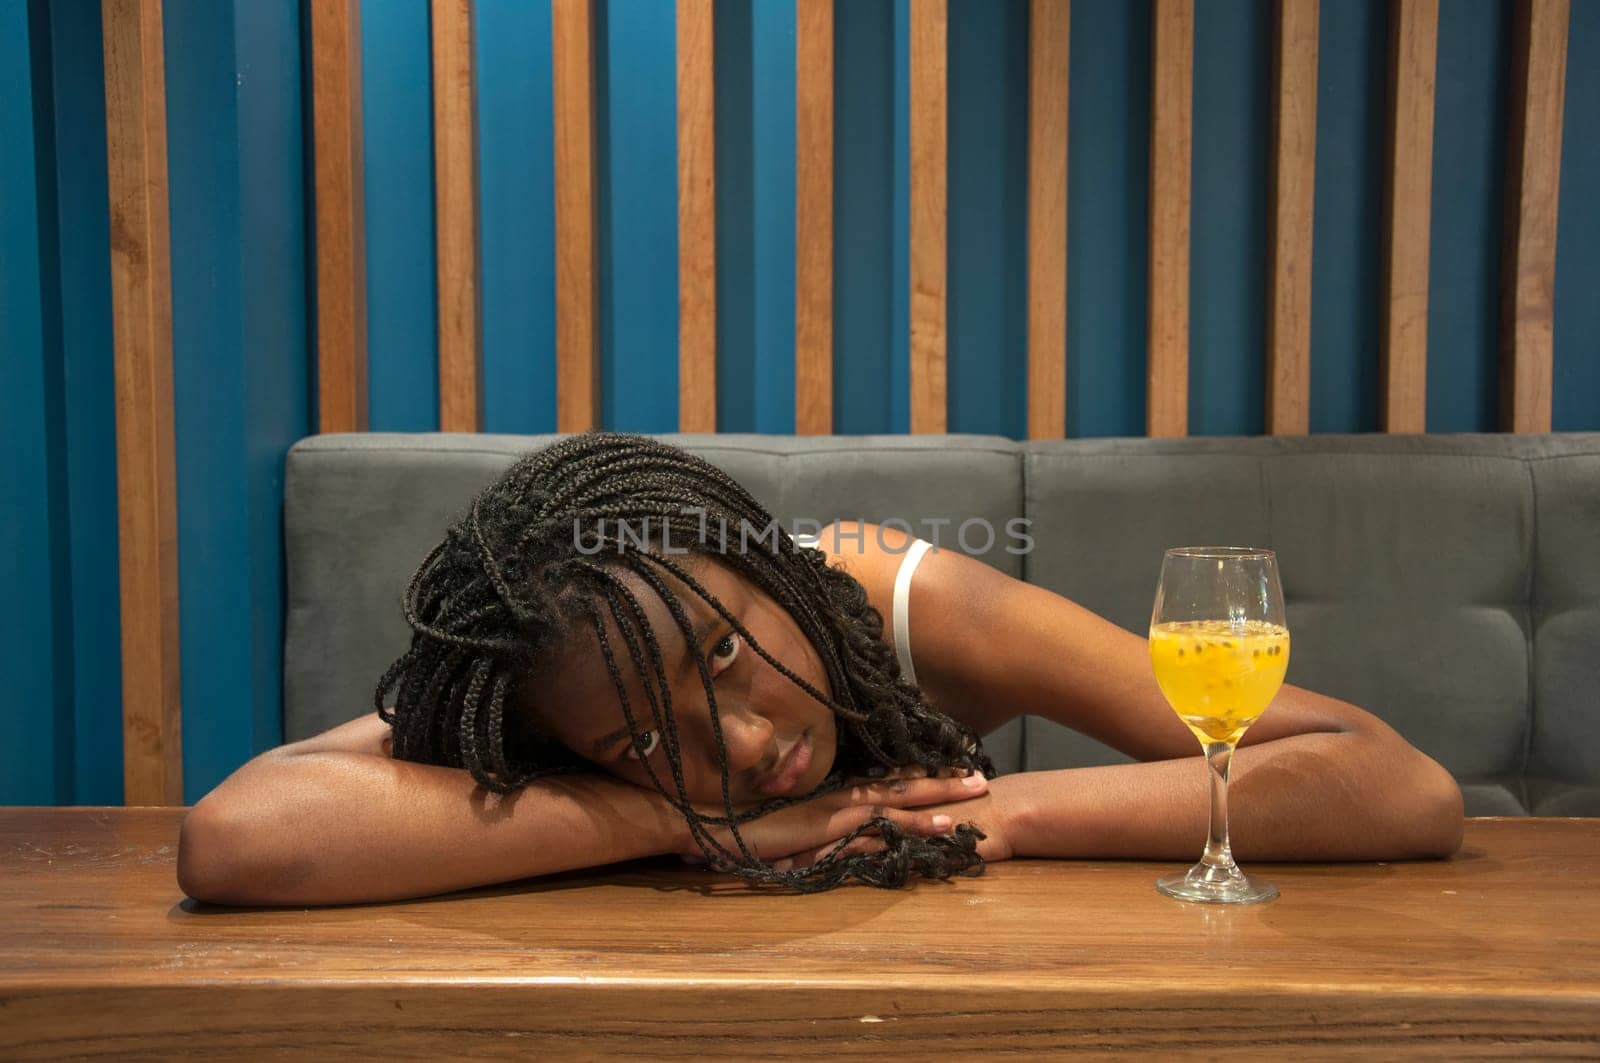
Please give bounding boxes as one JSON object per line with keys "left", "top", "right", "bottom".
{"left": 101, "top": 0, "right": 183, "bottom": 806}
{"left": 431, "top": 0, "right": 481, "bottom": 432}
{"left": 909, "top": 0, "right": 947, "bottom": 434}
{"left": 676, "top": 0, "right": 716, "bottom": 433}
{"left": 311, "top": 0, "right": 368, "bottom": 434}
{"left": 1147, "top": 0, "right": 1192, "bottom": 438}
{"left": 1500, "top": 0, "right": 1568, "bottom": 434}
{"left": 1379, "top": 0, "right": 1437, "bottom": 434}
{"left": 1026, "top": 0, "right": 1069, "bottom": 441}
{"left": 795, "top": 0, "right": 834, "bottom": 436}
{"left": 1266, "top": 0, "right": 1318, "bottom": 436}
{"left": 554, "top": 0, "right": 600, "bottom": 433}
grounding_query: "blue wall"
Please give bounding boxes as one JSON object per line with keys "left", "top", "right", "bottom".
{"left": 3, "top": 0, "right": 1598, "bottom": 804}
{"left": 4, "top": 0, "right": 307, "bottom": 805}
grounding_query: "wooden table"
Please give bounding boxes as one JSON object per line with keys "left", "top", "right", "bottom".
{"left": 3, "top": 810, "right": 1597, "bottom": 1059}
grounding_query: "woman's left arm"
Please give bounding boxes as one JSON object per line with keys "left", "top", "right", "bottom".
{"left": 908, "top": 543, "right": 1465, "bottom": 863}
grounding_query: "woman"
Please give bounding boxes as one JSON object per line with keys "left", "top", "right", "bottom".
{"left": 177, "top": 433, "right": 1463, "bottom": 906}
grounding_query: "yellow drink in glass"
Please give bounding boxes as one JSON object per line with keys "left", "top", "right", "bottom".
{"left": 1149, "top": 620, "right": 1291, "bottom": 744}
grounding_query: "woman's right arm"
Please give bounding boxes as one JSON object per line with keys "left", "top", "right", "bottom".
{"left": 177, "top": 712, "right": 986, "bottom": 906}
{"left": 176, "top": 726, "right": 688, "bottom": 907}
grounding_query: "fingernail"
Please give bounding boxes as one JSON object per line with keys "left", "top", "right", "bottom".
{"left": 963, "top": 773, "right": 987, "bottom": 788}
{"left": 932, "top": 815, "right": 953, "bottom": 830}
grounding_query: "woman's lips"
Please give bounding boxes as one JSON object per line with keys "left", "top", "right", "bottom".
{"left": 757, "top": 729, "right": 813, "bottom": 797}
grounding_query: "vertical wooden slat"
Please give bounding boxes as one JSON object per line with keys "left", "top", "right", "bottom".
{"left": 1147, "top": 0, "right": 1192, "bottom": 438}
{"left": 795, "top": 0, "right": 834, "bottom": 436}
{"left": 1027, "top": 0, "right": 1069, "bottom": 441}
{"left": 554, "top": 0, "right": 600, "bottom": 433}
{"left": 1380, "top": 0, "right": 1437, "bottom": 434}
{"left": 311, "top": 0, "right": 368, "bottom": 434}
{"left": 677, "top": 0, "right": 716, "bottom": 433}
{"left": 1501, "top": 0, "right": 1568, "bottom": 434}
{"left": 1266, "top": 0, "right": 1318, "bottom": 436}
{"left": 909, "top": 0, "right": 947, "bottom": 434}
{"left": 101, "top": 0, "right": 182, "bottom": 806}
{"left": 432, "top": 0, "right": 482, "bottom": 432}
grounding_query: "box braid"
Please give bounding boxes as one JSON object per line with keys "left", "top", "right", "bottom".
{"left": 375, "top": 432, "right": 996, "bottom": 892}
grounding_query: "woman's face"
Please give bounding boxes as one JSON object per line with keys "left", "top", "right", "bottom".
{"left": 525, "top": 551, "right": 840, "bottom": 806}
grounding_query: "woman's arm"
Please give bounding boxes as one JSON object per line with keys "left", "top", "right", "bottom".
{"left": 884, "top": 533, "right": 1465, "bottom": 861}
{"left": 177, "top": 727, "right": 686, "bottom": 906}
{"left": 993, "top": 726, "right": 1463, "bottom": 862}
{"left": 178, "top": 712, "right": 988, "bottom": 905}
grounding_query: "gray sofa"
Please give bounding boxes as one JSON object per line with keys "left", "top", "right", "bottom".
{"left": 284, "top": 432, "right": 1600, "bottom": 817}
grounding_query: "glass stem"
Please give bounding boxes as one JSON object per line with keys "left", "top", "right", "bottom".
{"left": 1201, "top": 741, "right": 1237, "bottom": 871}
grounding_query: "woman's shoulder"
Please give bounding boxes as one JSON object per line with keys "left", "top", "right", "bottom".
{"left": 805, "top": 521, "right": 1024, "bottom": 739}
{"left": 801, "top": 521, "right": 918, "bottom": 616}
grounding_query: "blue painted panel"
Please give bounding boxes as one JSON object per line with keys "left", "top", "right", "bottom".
{"left": 751, "top": 0, "right": 797, "bottom": 433}
{"left": 165, "top": 1, "right": 251, "bottom": 803}
{"left": 1308, "top": 0, "right": 1384, "bottom": 434}
{"left": 714, "top": 0, "right": 757, "bottom": 431}
{"left": 1554, "top": 0, "right": 1600, "bottom": 430}
{"left": 165, "top": 0, "right": 307, "bottom": 801}
{"left": 234, "top": 1, "right": 309, "bottom": 755}
{"left": 833, "top": 0, "right": 903, "bottom": 433}
{"left": 1190, "top": 0, "right": 1270, "bottom": 437}
{"left": 715, "top": 0, "right": 798, "bottom": 435}
{"left": 0, "top": 0, "right": 72, "bottom": 805}
{"left": 1427, "top": 0, "right": 1510, "bottom": 433}
{"left": 362, "top": 0, "right": 438, "bottom": 431}
{"left": 890, "top": 0, "right": 910, "bottom": 433}
{"left": 1065, "top": 0, "right": 1150, "bottom": 438}
{"left": 477, "top": 0, "right": 557, "bottom": 434}
{"left": 595, "top": 0, "right": 679, "bottom": 432}
{"left": 947, "top": 0, "right": 1027, "bottom": 439}
{"left": 48, "top": 0, "right": 123, "bottom": 804}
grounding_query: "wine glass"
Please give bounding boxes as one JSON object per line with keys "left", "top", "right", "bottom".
{"left": 1149, "top": 547, "right": 1290, "bottom": 904}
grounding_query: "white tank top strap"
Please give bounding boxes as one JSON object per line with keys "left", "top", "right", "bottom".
{"left": 793, "top": 529, "right": 929, "bottom": 685}
{"left": 892, "top": 538, "right": 933, "bottom": 686}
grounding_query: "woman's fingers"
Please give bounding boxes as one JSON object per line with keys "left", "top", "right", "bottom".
{"left": 772, "top": 800, "right": 958, "bottom": 871}
{"left": 847, "top": 771, "right": 986, "bottom": 808}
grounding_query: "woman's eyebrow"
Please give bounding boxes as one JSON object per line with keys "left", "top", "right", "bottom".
{"left": 588, "top": 613, "right": 720, "bottom": 757}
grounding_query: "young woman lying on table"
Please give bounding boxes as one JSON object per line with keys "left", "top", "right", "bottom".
{"left": 178, "top": 434, "right": 1463, "bottom": 906}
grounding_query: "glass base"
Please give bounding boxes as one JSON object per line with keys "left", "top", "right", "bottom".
{"left": 1156, "top": 861, "right": 1278, "bottom": 905}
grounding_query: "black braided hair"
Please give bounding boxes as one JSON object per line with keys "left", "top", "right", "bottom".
{"left": 375, "top": 432, "right": 997, "bottom": 892}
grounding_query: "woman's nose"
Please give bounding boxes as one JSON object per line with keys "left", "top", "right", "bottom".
{"left": 713, "top": 707, "right": 776, "bottom": 775}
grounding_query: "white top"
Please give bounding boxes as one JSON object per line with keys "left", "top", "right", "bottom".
{"left": 794, "top": 531, "right": 933, "bottom": 686}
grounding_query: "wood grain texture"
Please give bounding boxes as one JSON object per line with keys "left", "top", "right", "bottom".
{"left": 909, "top": 0, "right": 947, "bottom": 434}
{"left": 1500, "top": 0, "right": 1568, "bottom": 435}
{"left": 1026, "top": 0, "right": 1069, "bottom": 441}
{"left": 554, "top": 0, "right": 600, "bottom": 433}
{"left": 431, "top": 0, "right": 481, "bottom": 432}
{"left": 1266, "top": 0, "right": 1317, "bottom": 436}
{"left": 5, "top": 812, "right": 1600, "bottom": 1056}
{"left": 1380, "top": 0, "right": 1437, "bottom": 434}
{"left": 1147, "top": 0, "right": 1192, "bottom": 438}
{"left": 795, "top": 0, "right": 834, "bottom": 436}
{"left": 677, "top": 0, "right": 717, "bottom": 433}
{"left": 100, "top": 0, "right": 183, "bottom": 807}
{"left": 310, "top": 0, "right": 368, "bottom": 433}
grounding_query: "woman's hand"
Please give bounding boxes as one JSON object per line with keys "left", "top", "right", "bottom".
{"left": 766, "top": 773, "right": 1022, "bottom": 871}
{"left": 675, "top": 766, "right": 991, "bottom": 867}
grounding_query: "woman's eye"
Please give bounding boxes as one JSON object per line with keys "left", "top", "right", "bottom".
{"left": 709, "top": 631, "right": 741, "bottom": 675}
{"left": 625, "top": 730, "right": 660, "bottom": 762}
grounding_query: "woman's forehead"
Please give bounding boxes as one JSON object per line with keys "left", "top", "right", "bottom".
{"left": 542, "top": 553, "right": 744, "bottom": 698}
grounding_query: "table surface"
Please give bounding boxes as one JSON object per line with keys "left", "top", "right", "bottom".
{"left": 3, "top": 809, "right": 1598, "bottom": 1059}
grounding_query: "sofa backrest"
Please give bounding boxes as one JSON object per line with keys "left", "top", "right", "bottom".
{"left": 283, "top": 433, "right": 1026, "bottom": 770}
{"left": 1023, "top": 434, "right": 1600, "bottom": 816}
{"left": 284, "top": 432, "right": 1600, "bottom": 814}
